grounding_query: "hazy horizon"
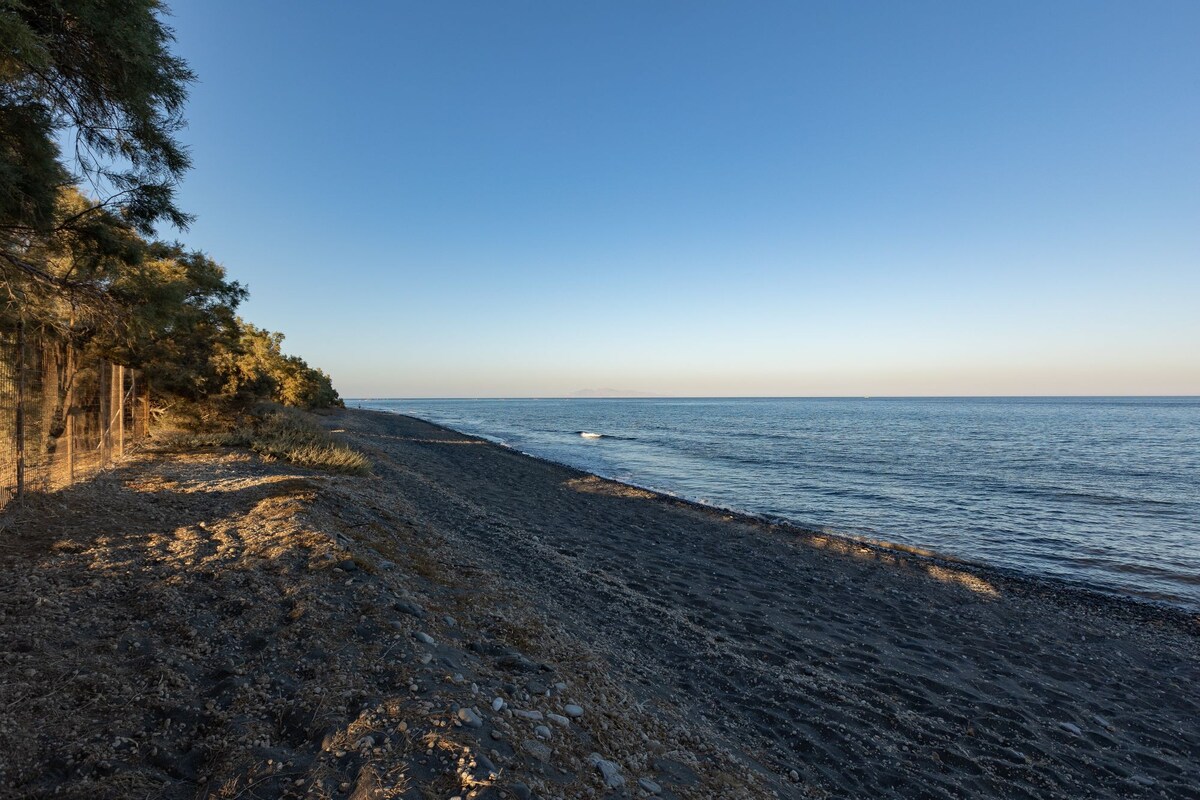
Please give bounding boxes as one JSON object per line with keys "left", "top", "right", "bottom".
{"left": 348, "top": 393, "right": 1200, "bottom": 400}
{"left": 168, "top": 1, "right": 1199, "bottom": 398}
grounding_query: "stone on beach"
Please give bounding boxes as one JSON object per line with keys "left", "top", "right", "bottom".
{"left": 512, "top": 709, "right": 543, "bottom": 721}
{"left": 589, "top": 753, "right": 626, "bottom": 789}
{"left": 638, "top": 777, "right": 662, "bottom": 794}
{"left": 457, "top": 707, "right": 483, "bottom": 728}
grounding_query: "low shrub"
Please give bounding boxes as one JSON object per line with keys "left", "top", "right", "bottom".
{"left": 247, "top": 408, "right": 370, "bottom": 475}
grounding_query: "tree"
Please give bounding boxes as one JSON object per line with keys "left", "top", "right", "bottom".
{"left": 0, "top": 0, "right": 194, "bottom": 243}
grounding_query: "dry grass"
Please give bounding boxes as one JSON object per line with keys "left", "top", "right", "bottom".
{"left": 158, "top": 406, "right": 371, "bottom": 475}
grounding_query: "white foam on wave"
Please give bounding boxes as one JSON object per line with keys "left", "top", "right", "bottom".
{"left": 579, "top": 432, "right": 603, "bottom": 439}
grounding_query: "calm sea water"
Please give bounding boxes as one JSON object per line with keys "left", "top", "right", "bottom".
{"left": 351, "top": 397, "right": 1200, "bottom": 609}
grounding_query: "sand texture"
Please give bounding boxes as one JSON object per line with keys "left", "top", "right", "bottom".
{"left": 329, "top": 409, "right": 1199, "bottom": 798}
{"left": 0, "top": 407, "right": 1196, "bottom": 799}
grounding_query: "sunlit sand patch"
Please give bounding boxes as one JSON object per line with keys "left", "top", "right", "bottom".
{"left": 564, "top": 475, "right": 656, "bottom": 499}
{"left": 804, "top": 534, "right": 1000, "bottom": 597}
{"left": 925, "top": 564, "right": 1000, "bottom": 597}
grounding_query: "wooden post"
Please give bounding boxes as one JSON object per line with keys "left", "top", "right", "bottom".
{"left": 142, "top": 379, "right": 150, "bottom": 438}
{"left": 117, "top": 365, "right": 125, "bottom": 457}
{"left": 63, "top": 344, "right": 75, "bottom": 486}
{"left": 14, "top": 317, "right": 25, "bottom": 501}
{"left": 100, "top": 362, "right": 109, "bottom": 465}
{"left": 66, "top": 410, "right": 74, "bottom": 483}
{"left": 129, "top": 371, "right": 136, "bottom": 440}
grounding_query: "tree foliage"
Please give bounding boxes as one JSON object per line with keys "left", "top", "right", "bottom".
{"left": 3, "top": 188, "right": 342, "bottom": 411}
{"left": 1, "top": 0, "right": 194, "bottom": 239}
{"left": 1, "top": 4, "right": 342, "bottom": 416}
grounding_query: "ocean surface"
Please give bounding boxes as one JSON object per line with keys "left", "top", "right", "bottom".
{"left": 350, "top": 397, "right": 1200, "bottom": 609}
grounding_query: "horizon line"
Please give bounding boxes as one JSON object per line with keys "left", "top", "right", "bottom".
{"left": 346, "top": 394, "right": 1200, "bottom": 400}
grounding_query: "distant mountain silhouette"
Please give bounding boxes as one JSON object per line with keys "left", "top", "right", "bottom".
{"left": 568, "top": 388, "right": 660, "bottom": 398}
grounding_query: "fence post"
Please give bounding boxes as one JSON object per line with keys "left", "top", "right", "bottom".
{"left": 14, "top": 317, "right": 25, "bottom": 501}
{"left": 142, "top": 379, "right": 150, "bottom": 438}
{"left": 66, "top": 409, "right": 74, "bottom": 483}
{"left": 129, "top": 370, "right": 136, "bottom": 440}
{"left": 99, "top": 361, "right": 109, "bottom": 465}
{"left": 117, "top": 364, "right": 125, "bottom": 457}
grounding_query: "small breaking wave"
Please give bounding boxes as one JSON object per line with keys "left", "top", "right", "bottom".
{"left": 576, "top": 431, "right": 637, "bottom": 440}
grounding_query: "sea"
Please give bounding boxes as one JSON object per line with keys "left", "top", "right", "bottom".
{"left": 350, "top": 397, "right": 1200, "bottom": 609}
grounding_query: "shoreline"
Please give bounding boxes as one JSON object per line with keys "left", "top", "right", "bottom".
{"left": 329, "top": 407, "right": 1200, "bottom": 797}
{"left": 3, "top": 407, "right": 1197, "bottom": 798}
{"left": 351, "top": 407, "right": 1199, "bottom": 629}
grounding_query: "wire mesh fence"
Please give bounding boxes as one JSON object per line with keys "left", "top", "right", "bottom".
{"left": 0, "top": 321, "right": 149, "bottom": 511}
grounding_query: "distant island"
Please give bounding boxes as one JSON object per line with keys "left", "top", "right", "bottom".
{"left": 568, "top": 388, "right": 661, "bottom": 398}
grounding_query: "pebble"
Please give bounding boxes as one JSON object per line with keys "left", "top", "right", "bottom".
{"left": 513, "top": 709, "right": 543, "bottom": 721}
{"left": 547, "top": 712, "right": 570, "bottom": 727}
{"left": 414, "top": 632, "right": 435, "bottom": 645}
{"left": 394, "top": 600, "right": 426, "bottom": 618}
{"left": 523, "top": 739, "right": 552, "bottom": 762}
{"left": 789, "top": 769, "right": 800, "bottom": 782}
{"left": 443, "top": 615, "right": 457, "bottom": 627}
{"left": 563, "top": 704, "right": 584, "bottom": 718}
{"left": 492, "top": 697, "right": 505, "bottom": 712}
{"left": 589, "top": 753, "right": 626, "bottom": 789}
{"left": 457, "top": 707, "right": 483, "bottom": 728}
{"left": 1059, "top": 722, "right": 1082, "bottom": 736}
{"left": 534, "top": 724, "right": 552, "bottom": 739}
{"left": 638, "top": 777, "right": 662, "bottom": 795}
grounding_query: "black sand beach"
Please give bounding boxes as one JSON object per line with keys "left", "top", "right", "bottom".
{"left": 332, "top": 409, "right": 1199, "bottom": 798}
{"left": 1, "top": 407, "right": 1197, "bottom": 799}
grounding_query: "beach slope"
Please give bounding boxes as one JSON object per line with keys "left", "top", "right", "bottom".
{"left": 332, "top": 408, "right": 1198, "bottom": 798}
{"left": 1, "top": 407, "right": 1196, "bottom": 798}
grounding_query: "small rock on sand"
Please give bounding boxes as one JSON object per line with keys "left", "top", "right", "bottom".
{"left": 534, "top": 724, "right": 552, "bottom": 739}
{"left": 457, "top": 707, "right": 483, "bottom": 728}
{"left": 638, "top": 777, "right": 662, "bottom": 794}
{"left": 1059, "top": 722, "right": 1082, "bottom": 736}
{"left": 491, "top": 697, "right": 505, "bottom": 712}
{"left": 415, "top": 631, "right": 435, "bottom": 645}
{"left": 563, "top": 703, "right": 584, "bottom": 718}
{"left": 394, "top": 600, "right": 426, "bottom": 618}
{"left": 523, "top": 739, "right": 552, "bottom": 762}
{"left": 589, "top": 753, "right": 625, "bottom": 789}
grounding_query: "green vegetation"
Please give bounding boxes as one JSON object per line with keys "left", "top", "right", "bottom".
{"left": 1, "top": 2, "right": 343, "bottom": 426}
{"left": 244, "top": 407, "right": 369, "bottom": 475}
{"left": 163, "top": 406, "right": 369, "bottom": 475}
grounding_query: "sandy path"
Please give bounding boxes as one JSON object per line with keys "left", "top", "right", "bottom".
{"left": 330, "top": 408, "right": 1200, "bottom": 799}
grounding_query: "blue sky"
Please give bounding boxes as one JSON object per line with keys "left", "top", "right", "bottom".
{"left": 166, "top": 1, "right": 1199, "bottom": 397}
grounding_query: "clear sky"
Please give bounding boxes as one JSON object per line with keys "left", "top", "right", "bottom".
{"left": 166, "top": 0, "right": 1199, "bottom": 397}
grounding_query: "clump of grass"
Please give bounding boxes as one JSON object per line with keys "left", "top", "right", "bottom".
{"left": 157, "top": 428, "right": 251, "bottom": 450}
{"left": 248, "top": 409, "right": 371, "bottom": 475}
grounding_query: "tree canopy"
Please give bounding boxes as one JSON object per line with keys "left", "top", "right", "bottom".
{"left": 1, "top": 0, "right": 194, "bottom": 238}
{"left": 1, "top": 2, "right": 342, "bottom": 414}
